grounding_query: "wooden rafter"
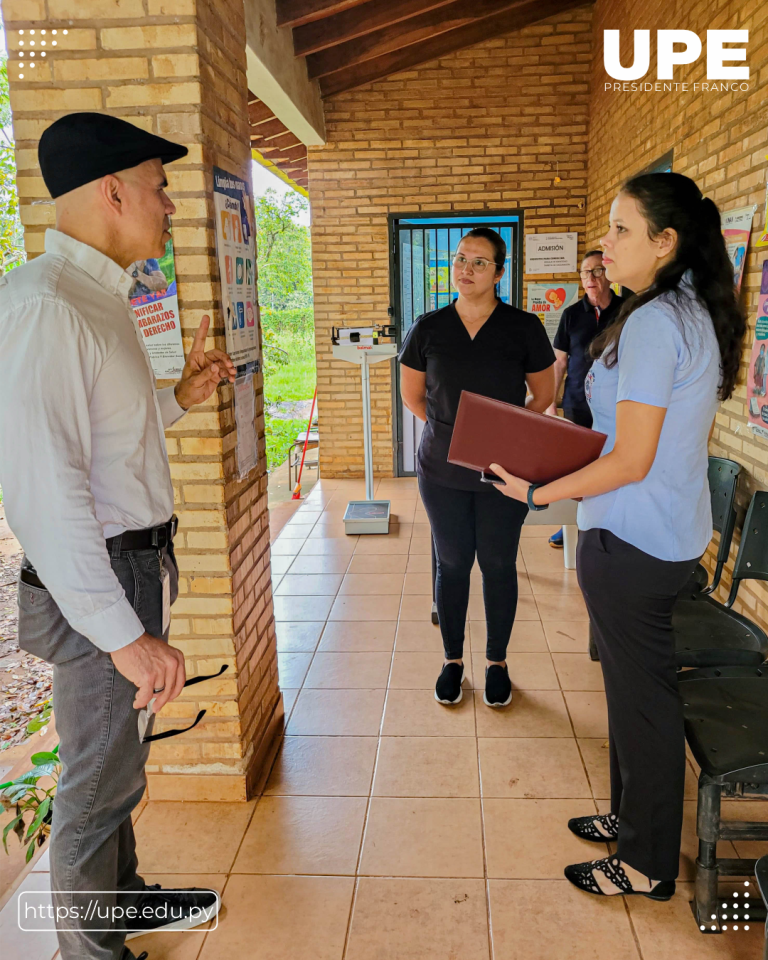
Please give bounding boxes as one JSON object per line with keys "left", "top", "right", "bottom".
{"left": 318, "top": 0, "right": 586, "bottom": 97}
{"left": 276, "top": 0, "right": 370, "bottom": 28}
{"left": 247, "top": 88, "right": 309, "bottom": 192}
{"left": 293, "top": 0, "right": 459, "bottom": 58}
{"left": 306, "top": 0, "right": 537, "bottom": 80}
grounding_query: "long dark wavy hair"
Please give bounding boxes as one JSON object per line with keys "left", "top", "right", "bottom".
{"left": 590, "top": 172, "right": 746, "bottom": 400}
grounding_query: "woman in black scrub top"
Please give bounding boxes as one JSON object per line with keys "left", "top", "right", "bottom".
{"left": 399, "top": 228, "right": 555, "bottom": 708}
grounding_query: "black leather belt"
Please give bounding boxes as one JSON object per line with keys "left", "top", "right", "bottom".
{"left": 105, "top": 515, "right": 178, "bottom": 553}
{"left": 20, "top": 516, "right": 178, "bottom": 592}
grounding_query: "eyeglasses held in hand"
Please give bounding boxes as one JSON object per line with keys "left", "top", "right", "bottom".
{"left": 579, "top": 267, "right": 606, "bottom": 279}
{"left": 451, "top": 254, "right": 498, "bottom": 274}
{"left": 138, "top": 664, "right": 229, "bottom": 744}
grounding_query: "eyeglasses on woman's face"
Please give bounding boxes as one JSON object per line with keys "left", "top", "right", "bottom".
{"left": 451, "top": 254, "right": 498, "bottom": 274}
{"left": 579, "top": 266, "right": 606, "bottom": 280}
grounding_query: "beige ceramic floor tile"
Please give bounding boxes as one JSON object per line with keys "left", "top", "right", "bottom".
{"left": 354, "top": 537, "right": 411, "bottom": 555}
{"left": 382, "top": 688, "right": 476, "bottom": 737}
{"left": 535, "top": 594, "right": 589, "bottom": 621}
{"left": 308, "top": 522, "right": 349, "bottom": 538}
{"left": 488, "top": 879, "right": 641, "bottom": 960}
{"left": 469, "top": 619, "right": 548, "bottom": 653}
{"left": 281, "top": 688, "right": 299, "bottom": 721}
{"left": 473, "top": 690, "right": 573, "bottom": 738}
{"left": 299, "top": 537, "right": 357, "bottom": 557}
{"left": 347, "top": 553, "right": 409, "bottom": 574}
{"left": 277, "top": 524, "right": 313, "bottom": 539}
{"left": 328, "top": 594, "right": 402, "bottom": 621}
{"left": 373, "top": 737, "right": 480, "bottom": 797}
{"left": 626, "top": 881, "right": 764, "bottom": 959}
{"left": 134, "top": 800, "right": 256, "bottom": 873}
{"left": 527, "top": 568, "right": 582, "bottom": 595}
{"left": 552, "top": 653, "right": 605, "bottom": 691}
{"left": 287, "top": 554, "right": 352, "bottom": 575}
{"left": 264, "top": 736, "right": 377, "bottom": 796}
{"left": 287, "top": 688, "right": 386, "bottom": 736}
{"left": 275, "top": 574, "right": 343, "bottom": 596}
{"left": 317, "top": 620, "right": 397, "bottom": 652}
{"left": 395, "top": 619, "right": 443, "bottom": 652}
{"left": 345, "top": 878, "right": 490, "bottom": 960}
{"left": 198, "top": 875, "right": 354, "bottom": 960}
{"left": 520, "top": 524, "right": 560, "bottom": 538}
{"left": 360, "top": 798, "right": 484, "bottom": 877}
{"left": 270, "top": 555, "right": 294, "bottom": 575}
{"left": 273, "top": 595, "right": 334, "bottom": 622}
{"left": 471, "top": 652, "right": 559, "bottom": 691}
{"left": 483, "top": 798, "right": 601, "bottom": 879}
{"left": 408, "top": 537, "right": 433, "bottom": 554}
{"left": 275, "top": 620, "right": 325, "bottom": 652}
{"left": 270, "top": 538, "right": 303, "bottom": 557}
{"left": 277, "top": 651, "right": 313, "bottom": 688}
{"left": 478, "top": 738, "right": 591, "bottom": 799}
{"left": 390, "top": 651, "right": 473, "bottom": 689}
{"left": 232, "top": 796, "right": 366, "bottom": 875}
{"left": 543, "top": 619, "right": 591, "bottom": 653}
{"left": 564, "top": 691, "right": 610, "bottom": 738}
{"left": 338, "top": 573, "right": 405, "bottom": 595}
{"left": 399, "top": 594, "right": 435, "bottom": 620}
{"left": 303, "top": 652, "right": 392, "bottom": 689}
{"left": 406, "top": 554, "right": 432, "bottom": 572}
{"left": 403, "top": 572, "right": 434, "bottom": 595}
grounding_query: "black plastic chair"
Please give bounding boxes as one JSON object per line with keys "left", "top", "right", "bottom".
{"left": 674, "top": 492, "right": 768, "bottom": 668}
{"left": 678, "top": 457, "right": 741, "bottom": 600}
{"left": 755, "top": 854, "right": 768, "bottom": 957}
{"left": 680, "top": 665, "right": 768, "bottom": 929}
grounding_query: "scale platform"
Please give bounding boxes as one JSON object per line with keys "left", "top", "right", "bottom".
{"left": 343, "top": 500, "right": 391, "bottom": 535}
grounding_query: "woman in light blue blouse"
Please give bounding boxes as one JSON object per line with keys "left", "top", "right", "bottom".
{"left": 491, "top": 172, "right": 746, "bottom": 902}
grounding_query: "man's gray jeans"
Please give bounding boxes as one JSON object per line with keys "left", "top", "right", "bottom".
{"left": 17, "top": 542, "right": 178, "bottom": 960}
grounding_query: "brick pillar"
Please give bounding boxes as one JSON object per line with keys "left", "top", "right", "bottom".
{"left": 1, "top": 0, "right": 281, "bottom": 801}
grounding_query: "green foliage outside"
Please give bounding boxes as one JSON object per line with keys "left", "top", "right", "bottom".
{"left": 0, "top": 54, "right": 25, "bottom": 274}
{"left": 255, "top": 187, "right": 316, "bottom": 471}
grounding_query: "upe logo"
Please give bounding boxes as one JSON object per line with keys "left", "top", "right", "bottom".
{"left": 604, "top": 30, "right": 749, "bottom": 81}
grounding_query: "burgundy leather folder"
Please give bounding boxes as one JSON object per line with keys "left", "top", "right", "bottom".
{"left": 447, "top": 391, "right": 607, "bottom": 485}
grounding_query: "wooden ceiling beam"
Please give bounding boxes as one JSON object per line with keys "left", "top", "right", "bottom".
{"left": 250, "top": 118, "right": 291, "bottom": 141}
{"left": 276, "top": 0, "right": 370, "bottom": 28}
{"left": 306, "top": 0, "right": 534, "bottom": 79}
{"left": 319, "top": 0, "right": 585, "bottom": 96}
{"left": 248, "top": 100, "right": 276, "bottom": 125}
{"left": 259, "top": 133, "right": 303, "bottom": 153}
{"left": 293, "top": 0, "right": 459, "bottom": 58}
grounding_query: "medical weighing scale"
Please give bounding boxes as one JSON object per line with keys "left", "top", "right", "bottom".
{"left": 332, "top": 326, "right": 398, "bottom": 535}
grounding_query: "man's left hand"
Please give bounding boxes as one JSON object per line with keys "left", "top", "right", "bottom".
{"left": 174, "top": 315, "right": 236, "bottom": 410}
{"left": 488, "top": 463, "right": 530, "bottom": 503}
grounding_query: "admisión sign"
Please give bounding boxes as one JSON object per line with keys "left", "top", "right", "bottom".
{"left": 604, "top": 30, "right": 749, "bottom": 82}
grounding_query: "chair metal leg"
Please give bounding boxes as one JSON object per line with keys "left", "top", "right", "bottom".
{"left": 431, "top": 537, "right": 439, "bottom": 625}
{"left": 694, "top": 775, "right": 722, "bottom": 927}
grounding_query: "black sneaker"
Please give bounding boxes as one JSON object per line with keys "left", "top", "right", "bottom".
{"left": 484, "top": 664, "right": 512, "bottom": 707}
{"left": 125, "top": 884, "right": 220, "bottom": 939}
{"left": 435, "top": 662, "right": 464, "bottom": 704}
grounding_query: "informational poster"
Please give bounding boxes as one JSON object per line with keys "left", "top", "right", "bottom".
{"left": 747, "top": 261, "right": 768, "bottom": 442}
{"left": 234, "top": 373, "right": 258, "bottom": 479}
{"left": 721, "top": 205, "right": 756, "bottom": 291}
{"left": 212, "top": 166, "right": 259, "bottom": 367}
{"left": 527, "top": 282, "right": 579, "bottom": 342}
{"left": 128, "top": 230, "right": 185, "bottom": 378}
{"left": 757, "top": 157, "right": 768, "bottom": 249}
{"left": 525, "top": 233, "right": 578, "bottom": 274}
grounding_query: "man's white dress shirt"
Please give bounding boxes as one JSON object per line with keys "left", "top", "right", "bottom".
{"left": 0, "top": 230, "right": 186, "bottom": 652}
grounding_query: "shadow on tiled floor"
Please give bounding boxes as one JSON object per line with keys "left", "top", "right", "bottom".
{"left": 4, "top": 478, "right": 766, "bottom": 959}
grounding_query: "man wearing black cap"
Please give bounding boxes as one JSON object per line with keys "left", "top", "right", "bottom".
{"left": 0, "top": 114, "right": 237, "bottom": 960}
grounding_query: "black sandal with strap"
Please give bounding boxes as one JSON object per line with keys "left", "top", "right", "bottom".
{"left": 568, "top": 812, "right": 619, "bottom": 842}
{"left": 564, "top": 856, "right": 675, "bottom": 900}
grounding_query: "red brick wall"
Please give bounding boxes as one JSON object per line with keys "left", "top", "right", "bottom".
{"left": 309, "top": 4, "right": 594, "bottom": 477}
{"left": 586, "top": 0, "right": 768, "bottom": 628}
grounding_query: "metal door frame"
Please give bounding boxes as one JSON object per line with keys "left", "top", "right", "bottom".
{"left": 388, "top": 209, "right": 525, "bottom": 477}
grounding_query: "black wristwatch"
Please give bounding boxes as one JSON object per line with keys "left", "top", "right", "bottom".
{"left": 527, "top": 483, "right": 548, "bottom": 511}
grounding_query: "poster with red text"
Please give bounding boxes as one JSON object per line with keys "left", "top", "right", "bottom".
{"left": 747, "top": 260, "right": 768, "bottom": 442}
{"left": 128, "top": 230, "right": 185, "bottom": 379}
{"left": 527, "top": 283, "right": 579, "bottom": 342}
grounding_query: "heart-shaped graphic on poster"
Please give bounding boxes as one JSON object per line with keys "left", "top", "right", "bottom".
{"left": 545, "top": 287, "right": 566, "bottom": 310}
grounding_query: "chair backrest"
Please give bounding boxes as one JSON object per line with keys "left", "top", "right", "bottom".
{"left": 727, "top": 491, "right": 768, "bottom": 606}
{"left": 706, "top": 457, "right": 741, "bottom": 593}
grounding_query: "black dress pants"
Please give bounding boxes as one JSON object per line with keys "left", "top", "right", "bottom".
{"left": 419, "top": 475, "right": 528, "bottom": 662}
{"left": 577, "top": 528, "right": 699, "bottom": 881}
{"left": 563, "top": 404, "right": 593, "bottom": 429}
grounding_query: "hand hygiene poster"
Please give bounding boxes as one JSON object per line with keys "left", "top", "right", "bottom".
{"left": 128, "top": 229, "right": 186, "bottom": 378}
{"left": 213, "top": 166, "right": 259, "bottom": 367}
{"left": 747, "top": 260, "right": 768, "bottom": 442}
{"left": 527, "top": 283, "right": 579, "bottom": 342}
{"left": 721, "top": 205, "right": 756, "bottom": 292}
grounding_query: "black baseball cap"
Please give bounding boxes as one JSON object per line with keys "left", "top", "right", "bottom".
{"left": 39, "top": 112, "right": 188, "bottom": 199}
